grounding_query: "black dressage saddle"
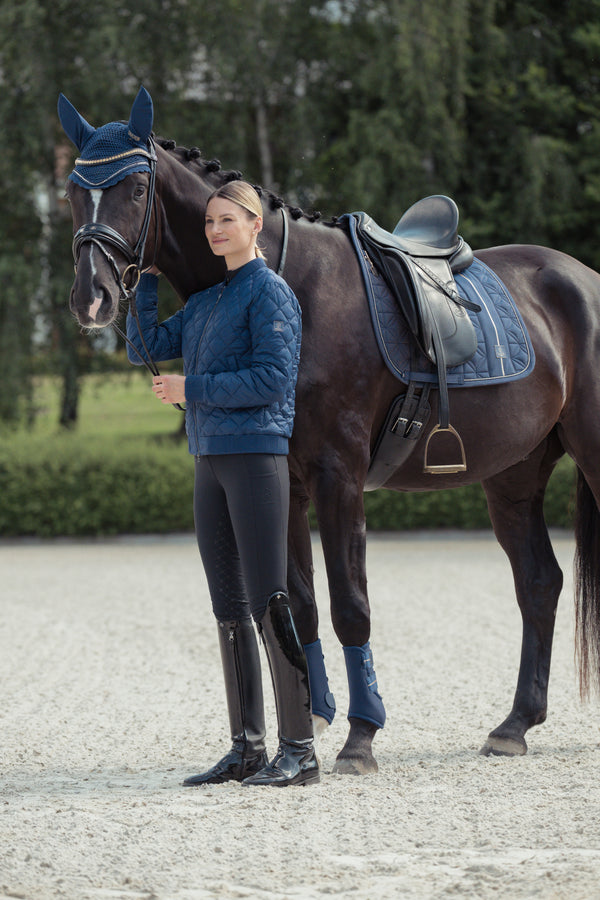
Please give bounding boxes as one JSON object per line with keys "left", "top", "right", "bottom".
{"left": 352, "top": 195, "right": 477, "bottom": 369}
{"left": 350, "top": 195, "right": 480, "bottom": 478}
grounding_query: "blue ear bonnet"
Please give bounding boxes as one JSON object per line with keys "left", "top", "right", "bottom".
{"left": 69, "top": 121, "right": 152, "bottom": 188}
{"left": 58, "top": 87, "right": 155, "bottom": 189}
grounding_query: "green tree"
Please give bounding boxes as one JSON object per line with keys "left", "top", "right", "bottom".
{"left": 165, "top": 0, "right": 331, "bottom": 202}
{"left": 461, "top": 0, "right": 600, "bottom": 265}
{"left": 282, "top": 0, "right": 471, "bottom": 225}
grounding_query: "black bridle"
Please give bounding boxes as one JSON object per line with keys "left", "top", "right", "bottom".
{"left": 72, "top": 140, "right": 157, "bottom": 297}
{"left": 71, "top": 139, "right": 184, "bottom": 411}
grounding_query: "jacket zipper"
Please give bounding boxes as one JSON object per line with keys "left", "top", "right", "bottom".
{"left": 191, "top": 282, "right": 228, "bottom": 442}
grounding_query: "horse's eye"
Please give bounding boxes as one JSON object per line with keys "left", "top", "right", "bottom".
{"left": 134, "top": 184, "right": 146, "bottom": 200}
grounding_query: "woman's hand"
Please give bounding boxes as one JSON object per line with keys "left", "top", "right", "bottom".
{"left": 152, "top": 374, "right": 186, "bottom": 404}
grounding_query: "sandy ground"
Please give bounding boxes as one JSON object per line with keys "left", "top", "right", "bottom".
{"left": 2, "top": 530, "right": 600, "bottom": 900}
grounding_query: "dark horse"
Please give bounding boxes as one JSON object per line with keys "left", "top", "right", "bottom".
{"left": 59, "top": 88, "right": 600, "bottom": 773}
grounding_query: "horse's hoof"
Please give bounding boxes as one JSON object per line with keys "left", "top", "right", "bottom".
{"left": 479, "top": 735, "right": 527, "bottom": 757}
{"left": 312, "top": 715, "right": 330, "bottom": 741}
{"left": 332, "top": 718, "right": 379, "bottom": 774}
{"left": 332, "top": 755, "right": 379, "bottom": 775}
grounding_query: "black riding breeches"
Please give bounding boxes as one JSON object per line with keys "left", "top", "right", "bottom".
{"left": 193, "top": 453, "right": 290, "bottom": 622}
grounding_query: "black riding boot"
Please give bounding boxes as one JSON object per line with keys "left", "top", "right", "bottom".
{"left": 243, "top": 593, "right": 320, "bottom": 787}
{"left": 183, "top": 618, "right": 268, "bottom": 786}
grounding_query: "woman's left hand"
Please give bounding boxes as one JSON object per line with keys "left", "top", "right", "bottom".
{"left": 152, "top": 374, "right": 186, "bottom": 404}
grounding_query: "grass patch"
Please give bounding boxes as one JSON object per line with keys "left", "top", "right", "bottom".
{"left": 21, "top": 371, "right": 182, "bottom": 443}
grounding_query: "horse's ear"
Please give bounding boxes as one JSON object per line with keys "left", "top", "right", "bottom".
{"left": 57, "top": 93, "right": 96, "bottom": 152}
{"left": 128, "top": 86, "right": 153, "bottom": 144}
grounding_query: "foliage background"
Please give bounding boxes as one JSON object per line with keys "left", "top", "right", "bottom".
{"left": 0, "top": 0, "right": 595, "bottom": 534}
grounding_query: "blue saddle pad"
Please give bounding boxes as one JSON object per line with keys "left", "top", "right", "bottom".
{"left": 347, "top": 218, "right": 535, "bottom": 387}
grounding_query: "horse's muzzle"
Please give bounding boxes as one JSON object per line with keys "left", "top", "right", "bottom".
{"left": 69, "top": 283, "right": 117, "bottom": 328}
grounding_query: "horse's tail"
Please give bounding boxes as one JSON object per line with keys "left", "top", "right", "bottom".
{"left": 574, "top": 467, "right": 600, "bottom": 698}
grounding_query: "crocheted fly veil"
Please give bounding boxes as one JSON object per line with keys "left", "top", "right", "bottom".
{"left": 57, "top": 86, "right": 154, "bottom": 188}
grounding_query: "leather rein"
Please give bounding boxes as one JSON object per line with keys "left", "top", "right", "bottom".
{"left": 72, "top": 139, "right": 289, "bottom": 414}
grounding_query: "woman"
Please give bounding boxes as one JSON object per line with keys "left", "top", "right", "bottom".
{"left": 126, "top": 181, "right": 318, "bottom": 787}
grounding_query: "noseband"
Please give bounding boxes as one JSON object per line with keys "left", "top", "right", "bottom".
{"left": 71, "top": 141, "right": 183, "bottom": 411}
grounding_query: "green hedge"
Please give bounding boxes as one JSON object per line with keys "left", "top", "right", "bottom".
{"left": 0, "top": 436, "right": 577, "bottom": 537}
{"left": 0, "top": 436, "right": 195, "bottom": 537}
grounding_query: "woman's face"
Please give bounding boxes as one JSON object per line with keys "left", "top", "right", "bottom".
{"left": 205, "top": 196, "right": 262, "bottom": 268}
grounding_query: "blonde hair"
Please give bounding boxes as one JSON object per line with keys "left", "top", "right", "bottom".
{"left": 206, "top": 181, "right": 266, "bottom": 259}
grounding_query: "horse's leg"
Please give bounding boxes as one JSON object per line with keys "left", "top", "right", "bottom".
{"left": 480, "top": 432, "right": 565, "bottom": 756}
{"left": 312, "top": 469, "right": 385, "bottom": 775}
{"left": 287, "top": 476, "right": 336, "bottom": 737}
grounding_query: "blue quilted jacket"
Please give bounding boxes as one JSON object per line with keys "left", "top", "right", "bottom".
{"left": 126, "top": 258, "right": 301, "bottom": 456}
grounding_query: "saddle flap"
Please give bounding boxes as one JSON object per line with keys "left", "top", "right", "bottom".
{"left": 400, "top": 254, "right": 478, "bottom": 367}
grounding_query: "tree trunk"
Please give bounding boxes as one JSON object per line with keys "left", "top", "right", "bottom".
{"left": 255, "top": 96, "right": 274, "bottom": 189}
{"left": 59, "top": 356, "right": 80, "bottom": 428}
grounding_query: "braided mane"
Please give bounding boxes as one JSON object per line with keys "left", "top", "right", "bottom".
{"left": 156, "top": 136, "right": 332, "bottom": 225}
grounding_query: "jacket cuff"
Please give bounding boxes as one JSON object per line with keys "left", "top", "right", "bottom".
{"left": 185, "top": 375, "right": 205, "bottom": 403}
{"left": 137, "top": 273, "right": 159, "bottom": 293}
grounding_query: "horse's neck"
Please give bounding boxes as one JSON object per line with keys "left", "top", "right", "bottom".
{"left": 155, "top": 148, "right": 340, "bottom": 303}
{"left": 156, "top": 151, "right": 225, "bottom": 298}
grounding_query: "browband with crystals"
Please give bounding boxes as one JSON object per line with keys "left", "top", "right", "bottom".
{"left": 74, "top": 147, "right": 156, "bottom": 166}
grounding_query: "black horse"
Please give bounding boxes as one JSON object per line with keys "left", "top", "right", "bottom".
{"left": 59, "top": 88, "right": 600, "bottom": 773}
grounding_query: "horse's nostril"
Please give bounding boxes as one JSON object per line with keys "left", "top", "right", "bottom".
{"left": 89, "top": 297, "right": 103, "bottom": 321}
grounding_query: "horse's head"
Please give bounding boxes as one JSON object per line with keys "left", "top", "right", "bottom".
{"left": 58, "top": 87, "right": 157, "bottom": 328}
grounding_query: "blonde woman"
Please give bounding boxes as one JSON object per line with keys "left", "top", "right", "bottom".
{"left": 127, "top": 181, "right": 318, "bottom": 787}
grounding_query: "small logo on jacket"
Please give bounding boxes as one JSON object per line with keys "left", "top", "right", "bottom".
{"left": 273, "top": 321, "right": 285, "bottom": 332}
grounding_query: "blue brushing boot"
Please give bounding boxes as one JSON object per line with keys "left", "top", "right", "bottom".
{"left": 343, "top": 641, "right": 386, "bottom": 728}
{"left": 304, "top": 638, "right": 336, "bottom": 734}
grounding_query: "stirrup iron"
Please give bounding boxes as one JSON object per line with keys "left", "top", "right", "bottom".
{"left": 423, "top": 423, "right": 467, "bottom": 474}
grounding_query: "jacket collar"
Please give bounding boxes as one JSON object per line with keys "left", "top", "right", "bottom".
{"left": 224, "top": 256, "right": 266, "bottom": 287}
